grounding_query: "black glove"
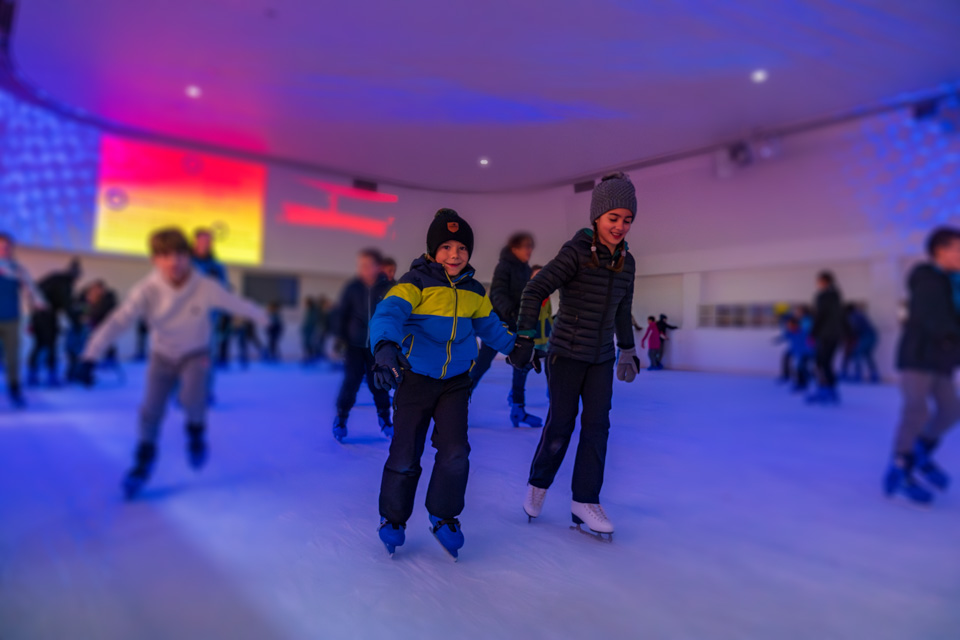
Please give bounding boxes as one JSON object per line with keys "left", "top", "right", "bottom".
{"left": 77, "top": 360, "right": 96, "bottom": 388}
{"left": 507, "top": 337, "right": 541, "bottom": 374}
{"left": 373, "top": 342, "right": 411, "bottom": 390}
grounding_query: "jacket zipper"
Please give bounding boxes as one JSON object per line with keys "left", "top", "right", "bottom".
{"left": 440, "top": 275, "right": 459, "bottom": 379}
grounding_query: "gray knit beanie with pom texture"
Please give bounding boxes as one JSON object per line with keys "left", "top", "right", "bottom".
{"left": 590, "top": 172, "right": 637, "bottom": 225}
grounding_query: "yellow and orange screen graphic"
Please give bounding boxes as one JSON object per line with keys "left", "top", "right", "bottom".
{"left": 94, "top": 136, "right": 267, "bottom": 265}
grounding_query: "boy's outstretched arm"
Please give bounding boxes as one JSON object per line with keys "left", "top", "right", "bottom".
{"left": 210, "top": 285, "right": 268, "bottom": 328}
{"left": 471, "top": 295, "right": 514, "bottom": 354}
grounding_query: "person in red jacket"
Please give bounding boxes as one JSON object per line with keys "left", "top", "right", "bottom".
{"left": 641, "top": 316, "right": 663, "bottom": 371}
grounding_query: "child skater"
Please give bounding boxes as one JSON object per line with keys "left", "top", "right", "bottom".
{"left": 510, "top": 172, "right": 640, "bottom": 539}
{"left": 0, "top": 232, "right": 46, "bottom": 408}
{"left": 469, "top": 231, "right": 542, "bottom": 428}
{"left": 884, "top": 226, "right": 960, "bottom": 505}
{"left": 78, "top": 228, "right": 267, "bottom": 498}
{"left": 369, "top": 209, "right": 523, "bottom": 559}
{"left": 640, "top": 315, "right": 663, "bottom": 370}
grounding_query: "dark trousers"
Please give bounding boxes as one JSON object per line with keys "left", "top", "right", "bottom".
{"left": 379, "top": 371, "right": 472, "bottom": 523}
{"left": 648, "top": 347, "right": 663, "bottom": 368}
{"left": 780, "top": 349, "right": 792, "bottom": 381}
{"left": 469, "top": 341, "right": 531, "bottom": 404}
{"left": 794, "top": 354, "right": 811, "bottom": 389}
{"left": 28, "top": 312, "right": 59, "bottom": 377}
{"left": 336, "top": 345, "right": 391, "bottom": 417}
{"left": 529, "top": 355, "right": 614, "bottom": 504}
{"left": 267, "top": 327, "right": 282, "bottom": 361}
{"left": 814, "top": 338, "right": 839, "bottom": 390}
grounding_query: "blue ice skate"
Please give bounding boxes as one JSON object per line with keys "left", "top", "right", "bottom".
{"left": 123, "top": 442, "right": 156, "bottom": 500}
{"left": 510, "top": 402, "right": 542, "bottom": 428}
{"left": 428, "top": 514, "right": 464, "bottom": 561}
{"left": 332, "top": 415, "right": 348, "bottom": 443}
{"left": 914, "top": 440, "right": 950, "bottom": 491}
{"left": 379, "top": 416, "right": 394, "bottom": 439}
{"left": 806, "top": 387, "right": 840, "bottom": 405}
{"left": 378, "top": 518, "right": 405, "bottom": 556}
{"left": 883, "top": 461, "right": 934, "bottom": 506}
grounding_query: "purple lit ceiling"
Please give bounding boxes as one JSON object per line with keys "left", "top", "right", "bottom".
{"left": 11, "top": 0, "right": 960, "bottom": 191}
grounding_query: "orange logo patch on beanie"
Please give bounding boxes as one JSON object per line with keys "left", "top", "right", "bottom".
{"left": 447, "top": 222, "right": 459, "bottom": 232}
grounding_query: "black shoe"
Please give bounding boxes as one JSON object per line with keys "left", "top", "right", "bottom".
{"left": 123, "top": 442, "right": 157, "bottom": 499}
{"left": 332, "top": 415, "right": 348, "bottom": 442}
{"left": 186, "top": 423, "right": 208, "bottom": 470}
{"left": 8, "top": 384, "right": 26, "bottom": 409}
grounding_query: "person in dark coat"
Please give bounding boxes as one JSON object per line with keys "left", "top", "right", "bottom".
{"left": 808, "top": 270, "right": 845, "bottom": 403}
{"left": 27, "top": 258, "right": 81, "bottom": 386}
{"left": 884, "top": 227, "right": 960, "bottom": 505}
{"left": 511, "top": 172, "right": 640, "bottom": 536}
{"left": 332, "top": 248, "right": 394, "bottom": 440}
{"left": 193, "top": 228, "right": 229, "bottom": 396}
{"left": 469, "top": 232, "right": 542, "bottom": 427}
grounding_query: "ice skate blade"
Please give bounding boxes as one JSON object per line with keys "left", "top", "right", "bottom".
{"left": 570, "top": 524, "right": 614, "bottom": 542}
{"left": 428, "top": 526, "right": 459, "bottom": 562}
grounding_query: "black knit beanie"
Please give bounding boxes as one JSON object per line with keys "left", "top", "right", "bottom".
{"left": 426, "top": 208, "right": 474, "bottom": 258}
{"left": 590, "top": 172, "right": 637, "bottom": 225}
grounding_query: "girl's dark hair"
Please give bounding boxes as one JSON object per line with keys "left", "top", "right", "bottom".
{"left": 589, "top": 223, "right": 627, "bottom": 272}
{"left": 648, "top": 316, "right": 655, "bottom": 322}
{"left": 817, "top": 270, "right": 835, "bottom": 286}
{"left": 927, "top": 226, "right": 960, "bottom": 257}
{"left": 507, "top": 232, "right": 535, "bottom": 249}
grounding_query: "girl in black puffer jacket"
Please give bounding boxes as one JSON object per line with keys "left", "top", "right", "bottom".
{"left": 510, "top": 172, "right": 640, "bottom": 538}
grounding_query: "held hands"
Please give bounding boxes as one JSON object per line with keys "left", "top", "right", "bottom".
{"left": 373, "top": 342, "right": 411, "bottom": 390}
{"left": 507, "top": 337, "right": 542, "bottom": 374}
{"left": 616, "top": 346, "right": 640, "bottom": 383}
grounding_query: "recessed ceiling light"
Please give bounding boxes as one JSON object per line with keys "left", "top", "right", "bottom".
{"left": 478, "top": 157, "right": 490, "bottom": 167}
{"left": 751, "top": 69, "right": 768, "bottom": 84}
{"left": 186, "top": 85, "right": 202, "bottom": 98}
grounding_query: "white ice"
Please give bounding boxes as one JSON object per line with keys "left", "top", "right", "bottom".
{"left": 1, "top": 362, "right": 958, "bottom": 640}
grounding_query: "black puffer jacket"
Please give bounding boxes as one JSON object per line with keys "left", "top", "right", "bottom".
{"left": 517, "top": 230, "right": 635, "bottom": 364}
{"left": 490, "top": 246, "right": 532, "bottom": 332}
{"left": 812, "top": 286, "right": 844, "bottom": 342}
{"left": 337, "top": 274, "right": 393, "bottom": 348}
{"left": 897, "top": 264, "right": 960, "bottom": 374}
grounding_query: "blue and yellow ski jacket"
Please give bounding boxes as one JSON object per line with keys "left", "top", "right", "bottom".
{"left": 370, "top": 256, "right": 515, "bottom": 380}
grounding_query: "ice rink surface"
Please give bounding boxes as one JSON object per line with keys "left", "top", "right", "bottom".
{"left": 1, "top": 361, "right": 958, "bottom": 640}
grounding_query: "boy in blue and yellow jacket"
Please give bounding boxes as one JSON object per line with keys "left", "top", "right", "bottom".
{"left": 370, "top": 209, "right": 521, "bottom": 559}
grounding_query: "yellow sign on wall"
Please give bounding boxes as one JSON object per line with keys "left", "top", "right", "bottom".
{"left": 94, "top": 135, "right": 267, "bottom": 264}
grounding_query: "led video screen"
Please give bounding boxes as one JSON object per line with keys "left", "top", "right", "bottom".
{"left": 93, "top": 135, "right": 267, "bottom": 265}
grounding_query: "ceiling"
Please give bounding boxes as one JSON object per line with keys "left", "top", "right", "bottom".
{"left": 10, "top": 0, "right": 960, "bottom": 192}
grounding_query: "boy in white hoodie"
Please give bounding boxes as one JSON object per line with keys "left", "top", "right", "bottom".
{"left": 80, "top": 228, "right": 267, "bottom": 498}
